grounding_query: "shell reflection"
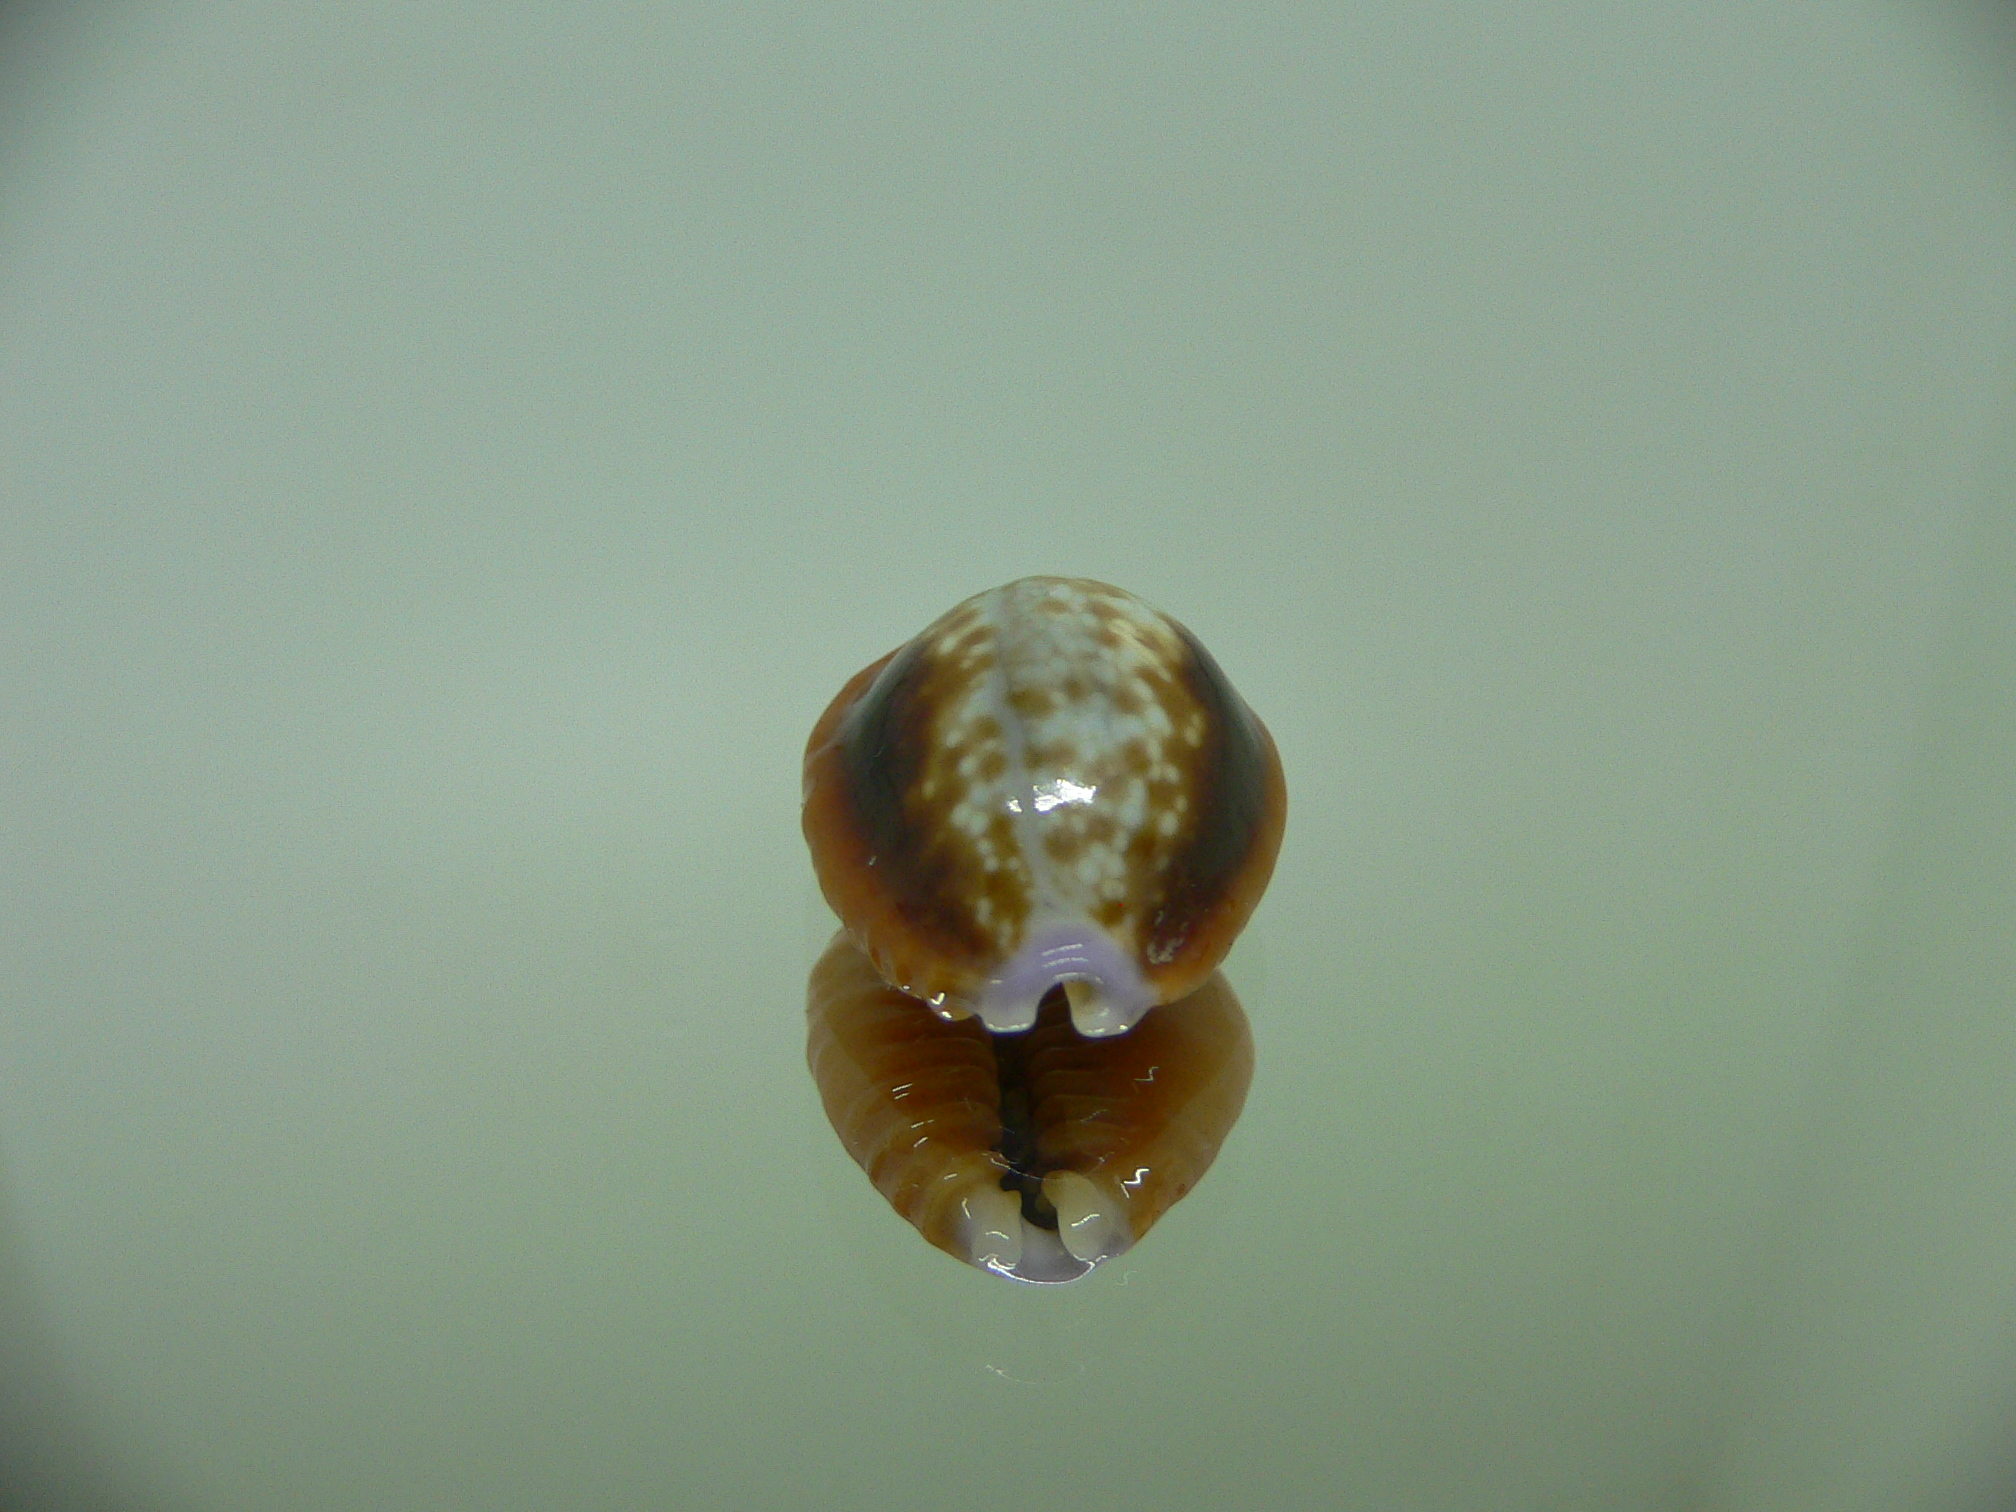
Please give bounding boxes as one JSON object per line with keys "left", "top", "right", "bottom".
{"left": 806, "top": 932, "right": 1254, "bottom": 1283}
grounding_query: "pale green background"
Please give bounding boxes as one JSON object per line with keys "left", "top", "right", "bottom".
{"left": 3, "top": 3, "right": 2016, "bottom": 1509}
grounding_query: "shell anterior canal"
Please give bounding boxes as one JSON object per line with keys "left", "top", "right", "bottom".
{"left": 989, "top": 988, "right": 1069, "bottom": 1232}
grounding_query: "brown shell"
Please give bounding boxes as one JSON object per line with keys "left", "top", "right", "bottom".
{"left": 803, "top": 577, "right": 1285, "bottom": 1037}
{"left": 805, "top": 931, "right": 1254, "bottom": 1282}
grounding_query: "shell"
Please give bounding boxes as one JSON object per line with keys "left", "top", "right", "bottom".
{"left": 806, "top": 931, "right": 1254, "bottom": 1282}
{"left": 802, "top": 577, "right": 1285, "bottom": 1037}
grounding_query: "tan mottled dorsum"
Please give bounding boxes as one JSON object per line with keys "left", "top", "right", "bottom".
{"left": 803, "top": 577, "right": 1285, "bottom": 1038}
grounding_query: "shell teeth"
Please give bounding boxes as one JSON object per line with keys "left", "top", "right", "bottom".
{"left": 1061, "top": 978, "right": 1133, "bottom": 1038}
{"left": 972, "top": 995, "right": 1040, "bottom": 1035}
{"left": 1042, "top": 1172, "right": 1128, "bottom": 1264}
{"left": 974, "top": 924, "right": 1155, "bottom": 1037}
{"left": 958, "top": 1183, "right": 1025, "bottom": 1272}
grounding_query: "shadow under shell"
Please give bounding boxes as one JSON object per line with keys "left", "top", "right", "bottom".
{"left": 805, "top": 932, "right": 1254, "bottom": 1283}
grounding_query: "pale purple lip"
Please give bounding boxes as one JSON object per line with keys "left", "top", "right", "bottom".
{"left": 979, "top": 1227, "right": 1099, "bottom": 1285}
{"left": 969, "top": 921, "right": 1157, "bottom": 1037}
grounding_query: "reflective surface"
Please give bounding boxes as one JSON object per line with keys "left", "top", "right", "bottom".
{"left": 806, "top": 932, "right": 1254, "bottom": 1282}
{"left": 3, "top": 3, "right": 2016, "bottom": 1509}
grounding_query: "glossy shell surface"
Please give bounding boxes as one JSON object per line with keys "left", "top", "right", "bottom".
{"left": 803, "top": 577, "right": 1284, "bottom": 1037}
{"left": 805, "top": 932, "right": 1255, "bottom": 1283}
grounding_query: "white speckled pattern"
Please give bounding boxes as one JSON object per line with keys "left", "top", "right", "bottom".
{"left": 930, "top": 578, "right": 1190, "bottom": 951}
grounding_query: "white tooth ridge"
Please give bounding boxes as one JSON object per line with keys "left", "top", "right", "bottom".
{"left": 960, "top": 1184, "right": 1025, "bottom": 1270}
{"left": 1062, "top": 978, "right": 1128, "bottom": 1038}
{"left": 1043, "top": 1172, "right": 1128, "bottom": 1264}
{"left": 972, "top": 923, "right": 1157, "bottom": 1038}
{"left": 973, "top": 995, "right": 1039, "bottom": 1034}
